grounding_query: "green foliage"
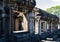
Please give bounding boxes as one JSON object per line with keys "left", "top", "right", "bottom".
{"left": 46, "top": 6, "right": 60, "bottom": 18}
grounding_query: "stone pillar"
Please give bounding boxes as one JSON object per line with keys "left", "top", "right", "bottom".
{"left": 51, "top": 22, "right": 53, "bottom": 32}
{"left": 29, "top": 18, "right": 34, "bottom": 34}
{"left": 3, "top": 5, "right": 13, "bottom": 42}
{"left": 38, "top": 20, "right": 40, "bottom": 35}
{"left": 44, "top": 21, "right": 47, "bottom": 32}
{"left": 35, "top": 20, "right": 39, "bottom": 34}
{"left": 35, "top": 19, "right": 40, "bottom": 34}
{"left": 35, "top": 18, "right": 41, "bottom": 35}
{"left": 0, "top": 20, "right": 2, "bottom": 37}
{"left": 58, "top": 24, "right": 60, "bottom": 29}
{"left": 39, "top": 20, "right": 41, "bottom": 35}
{"left": 28, "top": 13, "right": 34, "bottom": 34}
{"left": 47, "top": 22, "right": 49, "bottom": 31}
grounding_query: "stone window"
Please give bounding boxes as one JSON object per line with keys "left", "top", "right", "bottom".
{"left": 41, "top": 21, "right": 47, "bottom": 33}
{"left": 13, "top": 12, "right": 28, "bottom": 33}
{"left": 14, "top": 16, "right": 23, "bottom": 31}
{"left": 41, "top": 22, "right": 44, "bottom": 32}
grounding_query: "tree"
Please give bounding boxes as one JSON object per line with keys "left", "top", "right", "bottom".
{"left": 46, "top": 6, "right": 60, "bottom": 18}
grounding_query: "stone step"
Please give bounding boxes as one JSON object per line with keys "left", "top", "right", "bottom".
{"left": 46, "top": 38, "right": 53, "bottom": 41}
{"left": 41, "top": 40, "right": 56, "bottom": 42}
